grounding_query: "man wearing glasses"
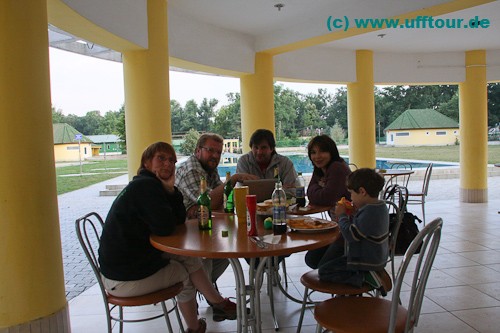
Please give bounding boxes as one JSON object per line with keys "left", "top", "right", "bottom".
{"left": 175, "top": 133, "right": 256, "bottom": 320}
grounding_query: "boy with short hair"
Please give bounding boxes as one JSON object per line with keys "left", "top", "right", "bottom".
{"left": 318, "top": 168, "right": 389, "bottom": 287}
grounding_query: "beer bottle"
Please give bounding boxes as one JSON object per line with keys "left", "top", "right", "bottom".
{"left": 223, "top": 171, "right": 234, "bottom": 213}
{"left": 197, "top": 177, "right": 212, "bottom": 230}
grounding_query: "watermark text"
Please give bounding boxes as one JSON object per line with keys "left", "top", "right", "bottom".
{"left": 326, "top": 15, "right": 490, "bottom": 32}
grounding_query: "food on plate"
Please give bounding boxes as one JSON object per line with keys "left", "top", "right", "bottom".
{"left": 287, "top": 218, "right": 335, "bottom": 230}
{"left": 257, "top": 202, "right": 273, "bottom": 212}
{"left": 337, "top": 197, "right": 354, "bottom": 215}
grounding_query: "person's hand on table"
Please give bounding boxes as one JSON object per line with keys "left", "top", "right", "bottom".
{"left": 230, "top": 173, "right": 259, "bottom": 186}
{"left": 186, "top": 205, "right": 198, "bottom": 219}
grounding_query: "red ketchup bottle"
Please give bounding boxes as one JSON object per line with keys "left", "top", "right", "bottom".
{"left": 246, "top": 195, "right": 258, "bottom": 236}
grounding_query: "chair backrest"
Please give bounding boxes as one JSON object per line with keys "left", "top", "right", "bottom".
{"left": 384, "top": 184, "right": 409, "bottom": 213}
{"left": 389, "top": 162, "right": 413, "bottom": 171}
{"left": 384, "top": 199, "right": 403, "bottom": 281}
{"left": 388, "top": 217, "right": 443, "bottom": 333}
{"left": 421, "top": 163, "right": 433, "bottom": 196}
{"left": 75, "top": 212, "right": 108, "bottom": 301}
{"left": 348, "top": 163, "right": 358, "bottom": 171}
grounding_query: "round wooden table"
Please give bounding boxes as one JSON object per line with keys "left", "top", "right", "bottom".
{"left": 150, "top": 212, "right": 339, "bottom": 333}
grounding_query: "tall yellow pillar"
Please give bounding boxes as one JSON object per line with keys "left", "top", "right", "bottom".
{"left": 0, "top": 0, "right": 69, "bottom": 331}
{"left": 459, "top": 50, "right": 488, "bottom": 202}
{"left": 122, "top": 0, "right": 171, "bottom": 177}
{"left": 347, "top": 50, "right": 376, "bottom": 168}
{"left": 240, "top": 53, "right": 275, "bottom": 153}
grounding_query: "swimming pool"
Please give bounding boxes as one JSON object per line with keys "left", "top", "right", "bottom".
{"left": 217, "top": 153, "right": 455, "bottom": 177}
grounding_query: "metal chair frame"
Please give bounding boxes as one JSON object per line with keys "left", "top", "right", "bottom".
{"left": 407, "top": 163, "right": 433, "bottom": 225}
{"left": 75, "top": 212, "right": 184, "bottom": 333}
{"left": 295, "top": 200, "right": 399, "bottom": 333}
{"left": 387, "top": 162, "right": 413, "bottom": 188}
{"left": 314, "top": 218, "right": 443, "bottom": 333}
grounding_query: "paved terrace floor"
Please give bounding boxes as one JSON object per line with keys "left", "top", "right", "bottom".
{"left": 61, "top": 171, "right": 500, "bottom": 332}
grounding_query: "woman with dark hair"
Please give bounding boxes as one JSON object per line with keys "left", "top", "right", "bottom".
{"left": 98, "top": 142, "right": 236, "bottom": 333}
{"left": 306, "top": 135, "right": 351, "bottom": 206}
{"left": 305, "top": 135, "right": 351, "bottom": 269}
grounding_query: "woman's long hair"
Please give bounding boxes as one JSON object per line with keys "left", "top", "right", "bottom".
{"left": 307, "top": 135, "right": 343, "bottom": 176}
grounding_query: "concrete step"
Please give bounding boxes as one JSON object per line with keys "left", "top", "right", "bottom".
{"left": 99, "top": 184, "right": 126, "bottom": 197}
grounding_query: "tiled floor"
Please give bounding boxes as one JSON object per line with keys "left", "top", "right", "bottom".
{"left": 69, "top": 175, "right": 500, "bottom": 333}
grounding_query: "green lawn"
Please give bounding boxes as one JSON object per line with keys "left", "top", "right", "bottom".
{"left": 339, "top": 145, "right": 500, "bottom": 164}
{"left": 56, "top": 159, "right": 127, "bottom": 195}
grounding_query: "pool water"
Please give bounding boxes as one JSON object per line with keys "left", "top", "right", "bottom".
{"left": 217, "top": 154, "right": 453, "bottom": 178}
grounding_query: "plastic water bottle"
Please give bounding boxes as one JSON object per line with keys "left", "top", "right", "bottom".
{"left": 272, "top": 179, "right": 287, "bottom": 235}
{"left": 295, "top": 172, "right": 306, "bottom": 207}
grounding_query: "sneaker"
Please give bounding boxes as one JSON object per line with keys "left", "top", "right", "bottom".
{"left": 364, "top": 270, "right": 383, "bottom": 289}
{"left": 212, "top": 298, "right": 237, "bottom": 321}
{"left": 187, "top": 318, "right": 206, "bottom": 333}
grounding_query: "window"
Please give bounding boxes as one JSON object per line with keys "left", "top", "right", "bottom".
{"left": 453, "top": 130, "right": 458, "bottom": 134}
{"left": 67, "top": 146, "right": 79, "bottom": 150}
{"left": 426, "top": 132, "right": 430, "bottom": 135}
{"left": 436, "top": 131, "right": 446, "bottom": 136}
{"left": 395, "top": 132, "right": 410, "bottom": 137}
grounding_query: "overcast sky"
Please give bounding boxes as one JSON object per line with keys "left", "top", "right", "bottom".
{"left": 49, "top": 47, "right": 341, "bottom": 117}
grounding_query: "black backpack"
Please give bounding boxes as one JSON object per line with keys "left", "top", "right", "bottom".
{"left": 385, "top": 185, "right": 423, "bottom": 255}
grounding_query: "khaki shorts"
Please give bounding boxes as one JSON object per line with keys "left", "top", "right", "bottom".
{"left": 102, "top": 253, "right": 203, "bottom": 302}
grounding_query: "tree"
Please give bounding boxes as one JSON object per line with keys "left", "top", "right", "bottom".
{"left": 330, "top": 119, "right": 346, "bottom": 143}
{"left": 330, "top": 87, "right": 348, "bottom": 130}
{"left": 488, "top": 82, "right": 500, "bottom": 127}
{"left": 115, "top": 105, "right": 126, "bottom": 150}
{"left": 170, "top": 100, "right": 184, "bottom": 133}
{"left": 274, "top": 84, "right": 302, "bottom": 139}
{"left": 181, "top": 100, "right": 200, "bottom": 132}
{"left": 52, "top": 106, "right": 66, "bottom": 123}
{"left": 213, "top": 93, "right": 241, "bottom": 138}
{"left": 198, "top": 98, "right": 218, "bottom": 132}
{"left": 180, "top": 129, "right": 200, "bottom": 155}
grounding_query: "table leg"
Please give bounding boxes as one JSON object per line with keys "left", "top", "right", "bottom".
{"left": 228, "top": 258, "right": 250, "bottom": 333}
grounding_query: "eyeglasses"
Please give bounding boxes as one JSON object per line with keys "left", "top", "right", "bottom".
{"left": 200, "top": 146, "right": 222, "bottom": 155}
{"left": 155, "top": 154, "right": 176, "bottom": 164}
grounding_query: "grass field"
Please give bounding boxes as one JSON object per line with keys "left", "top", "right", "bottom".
{"left": 56, "top": 159, "right": 127, "bottom": 195}
{"left": 55, "top": 145, "right": 500, "bottom": 195}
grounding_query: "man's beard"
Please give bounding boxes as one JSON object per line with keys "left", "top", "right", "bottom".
{"left": 200, "top": 158, "right": 218, "bottom": 172}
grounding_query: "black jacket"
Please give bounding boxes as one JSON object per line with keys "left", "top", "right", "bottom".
{"left": 98, "top": 170, "right": 186, "bottom": 281}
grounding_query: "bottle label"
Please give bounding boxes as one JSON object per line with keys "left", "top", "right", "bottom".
{"left": 273, "top": 206, "right": 287, "bottom": 223}
{"left": 296, "top": 186, "right": 305, "bottom": 198}
{"left": 198, "top": 205, "right": 210, "bottom": 226}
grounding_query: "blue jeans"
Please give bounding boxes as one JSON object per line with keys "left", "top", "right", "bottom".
{"left": 317, "top": 255, "right": 364, "bottom": 288}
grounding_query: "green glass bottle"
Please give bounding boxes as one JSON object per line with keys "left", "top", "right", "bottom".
{"left": 223, "top": 171, "right": 234, "bottom": 213}
{"left": 197, "top": 177, "right": 212, "bottom": 230}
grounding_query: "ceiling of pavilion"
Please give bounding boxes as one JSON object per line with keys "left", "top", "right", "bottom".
{"left": 48, "top": 0, "right": 500, "bottom": 84}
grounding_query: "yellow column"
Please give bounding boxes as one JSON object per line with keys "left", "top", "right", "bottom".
{"left": 459, "top": 50, "right": 488, "bottom": 202}
{"left": 122, "top": 0, "right": 171, "bottom": 177}
{"left": 240, "top": 53, "right": 275, "bottom": 153}
{"left": 0, "top": 0, "right": 69, "bottom": 331}
{"left": 347, "top": 50, "right": 376, "bottom": 168}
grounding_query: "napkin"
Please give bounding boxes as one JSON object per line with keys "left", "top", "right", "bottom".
{"left": 262, "top": 234, "right": 281, "bottom": 244}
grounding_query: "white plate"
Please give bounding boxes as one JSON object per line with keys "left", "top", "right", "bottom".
{"left": 288, "top": 219, "right": 338, "bottom": 233}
